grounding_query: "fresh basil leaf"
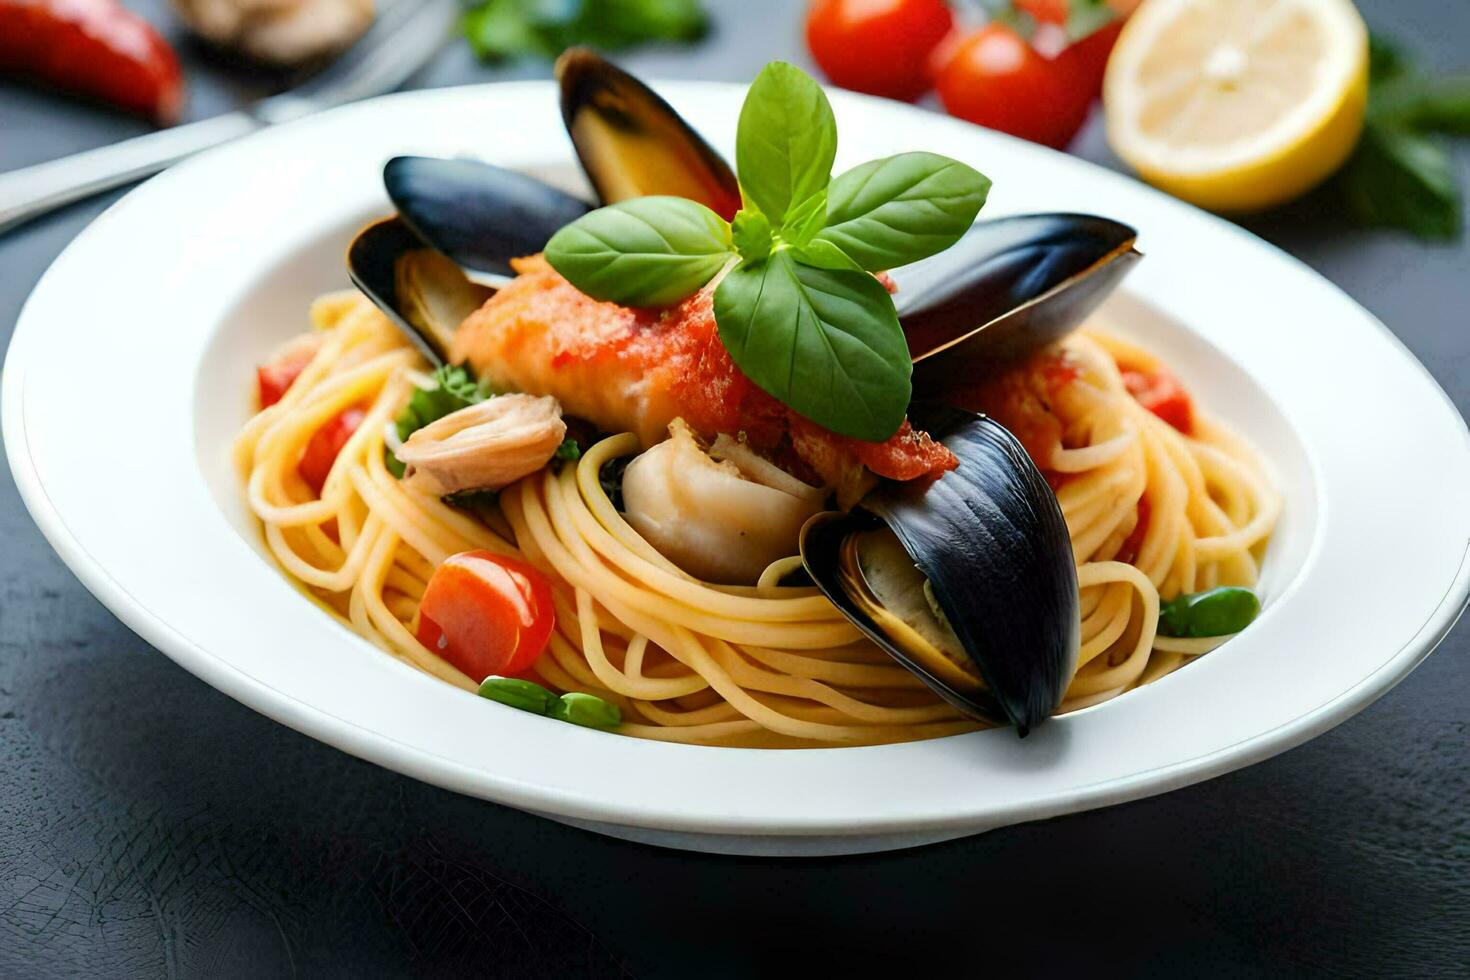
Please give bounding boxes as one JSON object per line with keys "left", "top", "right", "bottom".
{"left": 1337, "top": 124, "right": 1462, "bottom": 241}
{"left": 544, "top": 196, "right": 734, "bottom": 307}
{"left": 387, "top": 364, "right": 495, "bottom": 477}
{"left": 731, "top": 208, "right": 773, "bottom": 261}
{"left": 781, "top": 189, "right": 829, "bottom": 247}
{"left": 735, "top": 62, "right": 838, "bottom": 228}
{"left": 789, "top": 239, "right": 863, "bottom": 272}
{"left": 814, "top": 152, "right": 991, "bottom": 271}
{"left": 554, "top": 436, "right": 582, "bottom": 461}
{"left": 713, "top": 251, "right": 911, "bottom": 441}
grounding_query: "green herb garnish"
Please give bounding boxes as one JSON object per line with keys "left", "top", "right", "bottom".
{"left": 1157, "top": 587, "right": 1261, "bottom": 639}
{"left": 477, "top": 676, "right": 621, "bottom": 730}
{"left": 461, "top": 0, "right": 707, "bottom": 63}
{"left": 1332, "top": 34, "right": 1470, "bottom": 241}
{"left": 385, "top": 364, "right": 494, "bottom": 478}
{"left": 544, "top": 62, "right": 991, "bottom": 442}
{"left": 554, "top": 437, "right": 582, "bottom": 461}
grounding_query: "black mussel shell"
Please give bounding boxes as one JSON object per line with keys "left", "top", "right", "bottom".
{"left": 347, "top": 217, "right": 493, "bottom": 365}
{"left": 893, "top": 214, "right": 1140, "bottom": 392}
{"left": 801, "top": 406, "right": 1080, "bottom": 736}
{"left": 556, "top": 47, "right": 742, "bottom": 220}
{"left": 384, "top": 156, "right": 590, "bottom": 277}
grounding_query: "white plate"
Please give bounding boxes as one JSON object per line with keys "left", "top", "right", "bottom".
{"left": 6, "top": 82, "right": 1469, "bottom": 856}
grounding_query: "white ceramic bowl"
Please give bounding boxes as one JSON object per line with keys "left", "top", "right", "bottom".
{"left": 6, "top": 82, "right": 1468, "bottom": 856}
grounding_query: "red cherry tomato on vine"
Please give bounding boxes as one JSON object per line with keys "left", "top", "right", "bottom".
{"left": 1013, "top": 0, "right": 1136, "bottom": 95}
{"left": 805, "top": 0, "right": 954, "bottom": 102}
{"left": 298, "top": 406, "right": 365, "bottom": 494}
{"left": 416, "top": 551, "right": 556, "bottom": 681}
{"left": 934, "top": 23, "right": 1095, "bottom": 149}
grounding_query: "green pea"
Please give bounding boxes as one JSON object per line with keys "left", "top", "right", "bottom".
{"left": 477, "top": 676, "right": 558, "bottom": 715}
{"left": 549, "top": 692, "right": 622, "bottom": 730}
{"left": 1157, "top": 587, "right": 1261, "bottom": 638}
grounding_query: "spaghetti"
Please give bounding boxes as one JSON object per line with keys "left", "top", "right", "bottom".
{"left": 234, "top": 291, "right": 1280, "bottom": 748}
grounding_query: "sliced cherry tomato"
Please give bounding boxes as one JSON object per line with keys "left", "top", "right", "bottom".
{"left": 298, "top": 406, "right": 366, "bottom": 494}
{"left": 416, "top": 551, "right": 556, "bottom": 681}
{"left": 1122, "top": 367, "right": 1194, "bottom": 434}
{"left": 257, "top": 355, "right": 312, "bottom": 409}
{"left": 805, "top": 0, "right": 954, "bottom": 102}
{"left": 934, "top": 23, "right": 1095, "bottom": 149}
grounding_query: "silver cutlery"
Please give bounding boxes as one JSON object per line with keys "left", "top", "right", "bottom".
{"left": 0, "top": 0, "right": 457, "bottom": 236}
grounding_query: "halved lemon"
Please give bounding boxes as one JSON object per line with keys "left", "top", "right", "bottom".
{"left": 1104, "top": 0, "right": 1368, "bottom": 213}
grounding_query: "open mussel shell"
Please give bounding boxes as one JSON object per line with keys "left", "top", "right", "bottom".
{"left": 556, "top": 47, "right": 742, "bottom": 220}
{"left": 347, "top": 216, "right": 494, "bottom": 365}
{"left": 893, "top": 213, "right": 1140, "bottom": 393}
{"left": 801, "top": 406, "right": 1080, "bottom": 736}
{"left": 384, "top": 156, "right": 590, "bottom": 277}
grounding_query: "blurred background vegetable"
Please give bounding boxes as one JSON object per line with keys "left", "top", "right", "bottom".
{"left": 0, "top": 0, "right": 185, "bottom": 122}
{"left": 461, "top": 0, "right": 707, "bottom": 62}
{"left": 804, "top": 0, "right": 954, "bottom": 102}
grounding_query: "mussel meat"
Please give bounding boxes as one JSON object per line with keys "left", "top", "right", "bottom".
{"left": 801, "top": 405, "right": 1080, "bottom": 734}
{"left": 556, "top": 47, "right": 742, "bottom": 220}
{"left": 894, "top": 213, "right": 1140, "bottom": 393}
{"left": 384, "top": 156, "right": 590, "bottom": 276}
{"left": 346, "top": 217, "right": 493, "bottom": 365}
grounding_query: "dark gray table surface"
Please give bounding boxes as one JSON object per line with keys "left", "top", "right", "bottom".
{"left": 1, "top": 1, "right": 1466, "bottom": 976}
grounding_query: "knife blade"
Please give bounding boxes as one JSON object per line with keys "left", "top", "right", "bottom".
{"left": 0, "top": 0, "right": 458, "bottom": 236}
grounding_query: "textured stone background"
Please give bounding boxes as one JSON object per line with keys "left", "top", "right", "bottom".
{"left": 1, "top": 0, "right": 1466, "bottom": 975}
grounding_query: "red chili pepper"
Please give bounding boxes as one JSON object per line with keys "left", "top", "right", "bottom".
{"left": 0, "top": 0, "right": 184, "bottom": 123}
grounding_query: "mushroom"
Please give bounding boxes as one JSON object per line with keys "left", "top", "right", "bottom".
{"left": 396, "top": 394, "right": 566, "bottom": 497}
{"left": 172, "top": 0, "right": 374, "bottom": 66}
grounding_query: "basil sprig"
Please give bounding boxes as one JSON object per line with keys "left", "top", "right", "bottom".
{"left": 544, "top": 61, "right": 990, "bottom": 442}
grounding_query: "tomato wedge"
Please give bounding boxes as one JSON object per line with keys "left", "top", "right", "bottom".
{"left": 298, "top": 406, "right": 366, "bottom": 494}
{"left": 258, "top": 357, "right": 309, "bottom": 409}
{"left": 416, "top": 551, "right": 556, "bottom": 681}
{"left": 1122, "top": 367, "right": 1193, "bottom": 434}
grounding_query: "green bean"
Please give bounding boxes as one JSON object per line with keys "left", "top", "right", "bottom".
{"left": 477, "top": 676, "right": 558, "bottom": 715}
{"left": 549, "top": 692, "right": 622, "bottom": 730}
{"left": 1157, "top": 587, "right": 1261, "bottom": 638}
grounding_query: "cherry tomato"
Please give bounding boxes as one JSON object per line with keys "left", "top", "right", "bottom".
{"left": 257, "top": 355, "right": 311, "bottom": 409}
{"left": 1013, "top": 1, "right": 1135, "bottom": 99}
{"left": 806, "top": 0, "right": 954, "bottom": 102}
{"left": 298, "top": 406, "right": 366, "bottom": 494}
{"left": 1122, "top": 367, "right": 1194, "bottom": 434}
{"left": 416, "top": 551, "right": 556, "bottom": 681}
{"left": 934, "top": 24, "right": 1095, "bottom": 149}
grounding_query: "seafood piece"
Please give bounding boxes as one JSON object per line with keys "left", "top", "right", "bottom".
{"left": 173, "top": 0, "right": 372, "bottom": 65}
{"left": 451, "top": 255, "right": 957, "bottom": 503}
{"left": 556, "top": 47, "right": 742, "bottom": 219}
{"left": 384, "top": 156, "right": 589, "bottom": 277}
{"left": 622, "top": 421, "right": 825, "bottom": 584}
{"left": 396, "top": 394, "right": 566, "bottom": 497}
{"left": 894, "top": 213, "right": 1140, "bottom": 392}
{"left": 801, "top": 406, "right": 1079, "bottom": 734}
{"left": 347, "top": 217, "right": 494, "bottom": 365}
